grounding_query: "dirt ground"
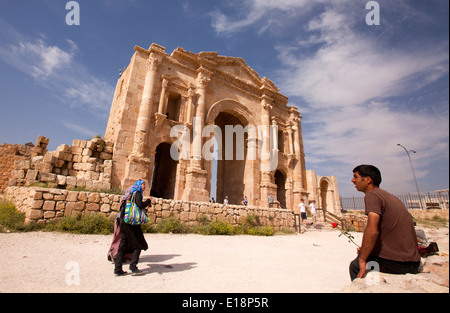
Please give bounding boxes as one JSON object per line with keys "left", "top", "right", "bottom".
{"left": 0, "top": 226, "right": 447, "bottom": 293}
{"left": 0, "top": 227, "right": 362, "bottom": 293}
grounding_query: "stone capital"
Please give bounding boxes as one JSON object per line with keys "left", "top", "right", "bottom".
{"left": 146, "top": 52, "right": 160, "bottom": 71}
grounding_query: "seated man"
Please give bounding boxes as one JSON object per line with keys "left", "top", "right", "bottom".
{"left": 349, "top": 165, "right": 421, "bottom": 281}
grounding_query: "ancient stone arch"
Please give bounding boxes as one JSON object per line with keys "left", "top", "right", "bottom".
{"left": 104, "top": 43, "right": 340, "bottom": 211}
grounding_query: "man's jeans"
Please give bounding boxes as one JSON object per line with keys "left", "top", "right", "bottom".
{"left": 349, "top": 255, "right": 420, "bottom": 281}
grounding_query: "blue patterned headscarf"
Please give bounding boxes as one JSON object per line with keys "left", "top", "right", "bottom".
{"left": 131, "top": 179, "right": 145, "bottom": 194}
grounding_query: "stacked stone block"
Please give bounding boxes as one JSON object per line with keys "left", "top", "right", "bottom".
{"left": 4, "top": 186, "right": 296, "bottom": 231}
{"left": 9, "top": 136, "right": 114, "bottom": 192}
{"left": 0, "top": 143, "right": 33, "bottom": 193}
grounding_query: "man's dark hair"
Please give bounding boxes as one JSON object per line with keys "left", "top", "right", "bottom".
{"left": 353, "top": 165, "right": 382, "bottom": 187}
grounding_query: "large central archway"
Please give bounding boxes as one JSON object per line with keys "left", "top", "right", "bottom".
{"left": 205, "top": 99, "right": 257, "bottom": 205}
{"left": 213, "top": 112, "right": 248, "bottom": 205}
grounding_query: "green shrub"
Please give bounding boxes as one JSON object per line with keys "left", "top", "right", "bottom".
{"left": 205, "top": 221, "right": 235, "bottom": 235}
{"left": 247, "top": 225, "right": 274, "bottom": 236}
{"left": 46, "top": 214, "right": 113, "bottom": 235}
{"left": 0, "top": 200, "right": 44, "bottom": 232}
{"left": 0, "top": 200, "right": 24, "bottom": 231}
{"left": 155, "top": 216, "right": 189, "bottom": 234}
{"left": 246, "top": 214, "right": 260, "bottom": 227}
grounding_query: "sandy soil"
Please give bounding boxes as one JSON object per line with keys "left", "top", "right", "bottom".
{"left": 0, "top": 227, "right": 362, "bottom": 293}
{"left": 1, "top": 226, "right": 447, "bottom": 293}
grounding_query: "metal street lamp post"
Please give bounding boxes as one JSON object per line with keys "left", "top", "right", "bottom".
{"left": 397, "top": 144, "right": 424, "bottom": 210}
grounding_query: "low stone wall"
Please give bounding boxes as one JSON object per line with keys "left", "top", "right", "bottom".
{"left": 4, "top": 186, "right": 296, "bottom": 231}
{"left": 340, "top": 209, "right": 449, "bottom": 232}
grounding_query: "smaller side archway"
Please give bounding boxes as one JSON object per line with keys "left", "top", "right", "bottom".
{"left": 151, "top": 142, "right": 178, "bottom": 199}
{"left": 274, "top": 170, "right": 287, "bottom": 209}
{"left": 319, "top": 178, "right": 331, "bottom": 212}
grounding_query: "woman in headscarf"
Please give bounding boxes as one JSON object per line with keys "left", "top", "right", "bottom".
{"left": 107, "top": 185, "right": 135, "bottom": 263}
{"left": 114, "top": 179, "right": 151, "bottom": 276}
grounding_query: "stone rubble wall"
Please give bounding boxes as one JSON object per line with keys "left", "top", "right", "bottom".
{"left": 8, "top": 136, "right": 114, "bottom": 192}
{"left": 4, "top": 186, "right": 296, "bottom": 231}
{"left": 0, "top": 143, "right": 34, "bottom": 194}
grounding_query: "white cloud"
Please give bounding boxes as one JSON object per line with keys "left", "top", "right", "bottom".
{"left": 278, "top": 8, "right": 449, "bottom": 108}
{"left": 210, "top": 1, "right": 449, "bottom": 195}
{"left": 10, "top": 39, "right": 74, "bottom": 78}
{"left": 0, "top": 24, "right": 113, "bottom": 116}
{"left": 60, "top": 121, "right": 98, "bottom": 138}
{"left": 210, "top": 0, "right": 327, "bottom": 36}
{"left": 65, "top": 79, "right": 114, "bottom": 114}
{"left": 277, "top": 8, "right": 449, "bottom": 194}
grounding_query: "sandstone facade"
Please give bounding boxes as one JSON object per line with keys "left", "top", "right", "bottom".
{"left": 104, "top": 43, "right": 341, "bottom": 214}
{"left": 3, "top": 43, "right": 341, "bottom": 216}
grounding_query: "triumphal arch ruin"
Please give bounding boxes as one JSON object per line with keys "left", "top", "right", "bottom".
{"left": 105, "top": 43, "right": 340, "bottom": 213}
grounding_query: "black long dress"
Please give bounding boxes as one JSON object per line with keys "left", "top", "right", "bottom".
{"left": 118, "top": 191, "right": 151, "bottom": 252}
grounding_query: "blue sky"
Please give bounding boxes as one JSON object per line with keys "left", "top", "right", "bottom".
{"left": 0, "top": 0, "right": 448, "bottom": 197}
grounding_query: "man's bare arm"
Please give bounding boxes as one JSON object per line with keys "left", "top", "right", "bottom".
{"left": 358, "top": 212, "right": 380, "bottom": 278}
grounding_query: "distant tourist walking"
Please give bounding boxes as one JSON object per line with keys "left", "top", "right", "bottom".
{"left": 309, "top": 200, "right": 317, "bottom": 228}
{"left": 299, "top": 199, "right": 307, "bottom": 230}
{"left": 114, "top": 179, "right": 151, "bottom": 276}
{"left": 349, "top": 165, "right": 420, "bottom": 281}
{"left": 267, "top": 194, "right": 274, "bottom": 208}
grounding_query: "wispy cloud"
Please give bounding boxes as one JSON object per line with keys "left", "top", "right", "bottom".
{"left": 209, "top": 0, "right": 449, "bottom": 194}
{"left": 0, "top": 20, "right": 114, "bottom": 117}
{"left": 60, "top": 120, "right": 99, "bottom": 138}
{"left": 210, "top": 0, "right": 317, "bottom": 36}
{"left": 10, "top": 39, "right": 74, "bottom": 78}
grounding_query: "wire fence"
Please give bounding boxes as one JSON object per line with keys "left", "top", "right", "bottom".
{"left": 340, "top": 190, "right": 449, "bottom": 211}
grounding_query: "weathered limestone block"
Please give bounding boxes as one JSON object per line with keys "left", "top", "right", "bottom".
{"left": 43, "top": 193, "right": 54, "bottom": 200}
{"left": 15, "top": 160, "right": 31, "bottom": 170}
{"left": 43, "top": 201, "right": 56, "bottom": 211}
{"left": 100, "top": 203, "right": 111, "bottom": 213}
{"left": 29, "top": 209, "right": 44, "bottom": 220}
{"left": 56, "top": 201, "right": 65, "bottom": 211}
{"left": 56, "top": 175, "right": 66, "bottom": 185}
{"left": 99, "top": 152, "right": 112, "bottom": 160}
{"left": 66, "top": 176, "right": 77, "bottom": 188}
{"left": 25, "top": 170, "right": 39, "bottom": 184}
{"left": 88, "top": 193, "right": 100, "bottom": 203}
{"left": 66, "top": 191, "right": 79, "bottom": 202}
{"left": 77, "top": 192, "right": 87, "bottom": 202}
{"left": 86, "top": 203, "right": 100, "bottom": 211}
{"left": 31, "top": 200, "right": 44, "bottom": 209}
{"left": 111, "top": 202, "right": 121, "bottom": 212}
{"left": 11, "top": 170, "right": 25, "bottom": 180}
{"left": 180, "top": 212, "right": 189, "bottom": 221}
{"left": 39, "top": 172, "right": 56, "bottom": 183}
{"left": 44, "top": 211, "right": 56, "bottom": 219}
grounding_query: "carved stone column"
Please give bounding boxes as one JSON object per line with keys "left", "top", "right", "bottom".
{"left": 259, "top": 95, "right": 277, "bottom": 207}
{"left": 287, "top": 124, "right": 294, "bottom": 157}
{"left": 182, "top": 67, "right": 212, "bottom": 202}
{"left": 123, "top": 51, "right": 161, "bottom": 190}
{"left": 290, "top": 107, "right": 307, "bottom": 212}
{"left": 158, "top": 78, "right": 169, "bottom": 115}
{"left": 185, "top": 84, "right": 195, "bottom": 126}
{"left": 132, "top": 53, "right": 160, "bottom": 157}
